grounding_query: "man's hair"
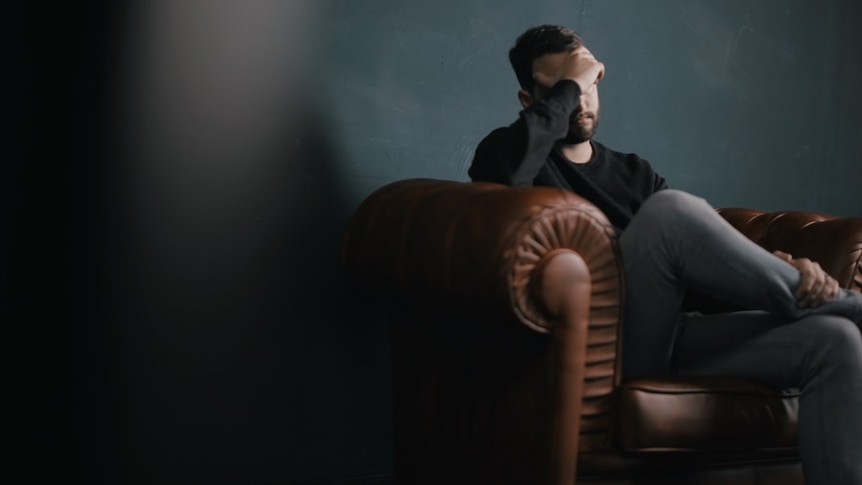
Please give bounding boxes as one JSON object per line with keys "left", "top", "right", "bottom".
{"left": 509, "top": 25, "right": 582, "bottom": 92}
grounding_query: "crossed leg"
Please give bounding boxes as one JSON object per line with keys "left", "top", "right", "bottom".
{"left": 617, "top": 189, "right": 862, "bottom": 484}
{"left": 620, "top": 189, "right": 862, "bottom": 377}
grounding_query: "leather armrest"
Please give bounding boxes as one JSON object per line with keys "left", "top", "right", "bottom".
{"left": 719, "top": 209, "right": 862, "bottom": 292}
{"left": 342, "top": 178, "right": 623, "bottom": 333}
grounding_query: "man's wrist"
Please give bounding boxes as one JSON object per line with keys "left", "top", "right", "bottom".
{"left": 546, "top": 79, "right": 581, "bottom": 110}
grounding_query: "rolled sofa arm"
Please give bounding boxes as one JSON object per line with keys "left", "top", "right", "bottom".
{"left": 719, "top": 208, "right": 862, "bottom": 292}
{"left": 341, "top": 178, "right": 624, "bottom": 333}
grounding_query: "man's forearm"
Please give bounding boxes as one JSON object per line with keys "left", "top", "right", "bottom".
{"left": 469, "top": 80, "right": 581, "bottom": 186}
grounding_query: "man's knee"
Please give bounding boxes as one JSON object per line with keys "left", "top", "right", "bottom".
{"left": 804, "top": 315, "right": 862, "bottom": 369}
{"left": 628, "top": 190, "right": 714, "bottom": 236}
{"left": 640, "top": 190, "right": 710, "bottom": 218}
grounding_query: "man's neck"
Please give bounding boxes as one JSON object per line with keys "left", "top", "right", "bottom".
{"left": 560, "top": 140, "right": 593, "bottom": 164}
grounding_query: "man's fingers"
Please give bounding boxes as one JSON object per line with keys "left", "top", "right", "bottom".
{"left": 817, "top": 276, "right": 841, "bottom": 306}
{"left": 532, "top": 71, "right": 555, "bottom": 88}
{"left": 828, "top": 277, "right": 841, "bottom": 300}
{"left": 773, "top": 250, "right": 792, "bottom": 262}
{"left": 571, "top": 45, "right": 594, "bottom": 58}
{"left": 794, "top": 259, "right": 822, "bottom": 306}
{"left": 793, "top": 258, "right": 814, "bottom": 300}
{"left": 797, "top": 261, "right": 834, "bottom": 308}
{"left": 558, "top": 45, "right": 605, "bottom": 92}
{"left": 804, "top": 273, "right": 827, "bottom": 308}
{"left": 788, "top": 256, "right": 841, "bottom": 308}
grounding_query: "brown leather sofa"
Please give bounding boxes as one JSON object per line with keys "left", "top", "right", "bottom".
{"left": 341, "top": 178, "right": 862, "bottom": 485}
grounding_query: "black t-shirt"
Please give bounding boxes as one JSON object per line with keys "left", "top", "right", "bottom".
{"left": 469, "top": 80, "right": 667, "bottom": 232}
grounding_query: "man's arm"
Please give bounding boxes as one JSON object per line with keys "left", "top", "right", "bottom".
{"left": 468, "top": 81, "right": 581, "bottom": 186}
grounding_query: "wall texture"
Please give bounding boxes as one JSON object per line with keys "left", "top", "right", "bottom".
{"left": 322, "top": 0, "right": 862, "bottom": 215}
{"left": 15, "top": 0, "right": 860, "bottom": 483}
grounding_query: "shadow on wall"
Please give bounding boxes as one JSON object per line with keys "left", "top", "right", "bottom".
{"left": 101, "top": 69, "right": 390, "bottom": 485}
{"left": 45, "top": 0, "right": 393, "bottom": 483}
{"left": 93, "top": 64, "right": 390, "bottom": 485}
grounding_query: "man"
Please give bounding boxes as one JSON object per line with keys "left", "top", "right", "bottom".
{"left": 469, "top": 24, "right": 862, "bottom": 484}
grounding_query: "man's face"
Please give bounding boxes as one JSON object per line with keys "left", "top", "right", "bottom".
{"left": 525, "top": 51, "right": 600, "bottom": 143}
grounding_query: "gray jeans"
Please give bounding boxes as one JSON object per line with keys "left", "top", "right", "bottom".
{"left": 619, "top": 189, "right": 862, "bottom": 485}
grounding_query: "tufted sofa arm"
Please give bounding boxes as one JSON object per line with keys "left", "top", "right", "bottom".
{"left": 343, "top": 179, "right": 627, "bottom": 483}
{"left": 342, "top": 178, "right": 624, "bottom": 333}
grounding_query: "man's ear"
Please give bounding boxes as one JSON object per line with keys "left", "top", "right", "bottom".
{"left": 518, "top": 89, "right": 533, "bottom": 109}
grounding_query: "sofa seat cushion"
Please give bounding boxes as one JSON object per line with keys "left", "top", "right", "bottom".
{"left": 616, "top": 377, "right": 799, "bottom": 453}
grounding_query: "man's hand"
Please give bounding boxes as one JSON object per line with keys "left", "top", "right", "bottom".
{"left": 532, "top": 46, "right": 605, "bottom": 95}
{"left": 773, "top": 250, "right": 840, "bottom": 308}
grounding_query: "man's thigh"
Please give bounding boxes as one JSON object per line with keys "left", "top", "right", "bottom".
{"left": 672, "top": 311, "right": 859, "bottom": 388}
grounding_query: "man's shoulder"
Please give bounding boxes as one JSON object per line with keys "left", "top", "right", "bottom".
{"left": 482, "top": 126, "right": 513, "bottom": 139}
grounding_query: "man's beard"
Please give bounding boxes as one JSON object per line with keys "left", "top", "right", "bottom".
{"left": 563, "top": 111, "right": 599, "bottom": 144}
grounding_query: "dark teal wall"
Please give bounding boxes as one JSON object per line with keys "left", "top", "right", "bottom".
{"left": 325, "top": 0, "right": 861, "bottom": 216}
{"left": 17, "top": 1, "right": 859, "bottom": 484}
